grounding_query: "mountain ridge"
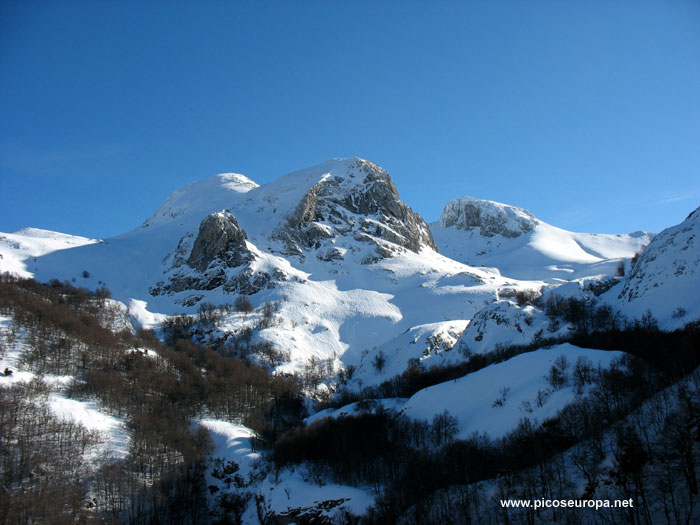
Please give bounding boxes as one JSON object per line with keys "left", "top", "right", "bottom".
{"left": 432, "top": 195, "right": 653, "bottom": 281}
{"left": 0, "top": 157, "right": 695, "bottom": 382}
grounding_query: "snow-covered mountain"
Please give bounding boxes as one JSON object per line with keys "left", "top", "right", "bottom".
{"left": 0, "top": 160, "right": 502, "bottom": 378}
{"left": 0, "top": 158, "right": 694, "bottom": 383}
{"left": 309, "top": 343, "right": 626, "bottom": 438}
{"left": 3, "top": 157, "right": 700, "bottom": 523}
{"left": 432, "top": 196, "right": 652, "bottom": 281}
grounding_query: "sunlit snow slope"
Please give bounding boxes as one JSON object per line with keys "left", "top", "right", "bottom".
{"left": 0, "top": 228, "right": 99, "bottom": 278}
{"left": 611, "top": 205, "right": 700, "bottom": 328}
{"left": 432, "top": 196, "right": 652, "bottom": 281}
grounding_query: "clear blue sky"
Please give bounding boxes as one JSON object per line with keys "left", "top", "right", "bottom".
{"left": 1, "top": 0, "right": 699, "bottom": 238}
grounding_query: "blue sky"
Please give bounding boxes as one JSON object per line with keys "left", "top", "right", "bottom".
{"left": 1, "top": 0, "right": 699, "bottom": 238}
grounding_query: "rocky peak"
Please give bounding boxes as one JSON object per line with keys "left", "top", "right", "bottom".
{"left": 187, "top": 210, "right": 252, "bottom": 272}
{"left": 340, "top": 160, "right": 403, "bottom": 217}
{"left": 440, "top": 196, "right": 538, "bottom": 238}
{"left": 150, "top": 210, "right": 273, "bottom": 302}
{"left": 279, "top": 158, "right": 436, "bottom": 258}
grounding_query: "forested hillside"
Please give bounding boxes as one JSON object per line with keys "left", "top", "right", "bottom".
{"left": 0, "top": 274, "right": 304, "bottom": 524}
{"left": 2, "top": 272, "right": 700, "bottom": 523}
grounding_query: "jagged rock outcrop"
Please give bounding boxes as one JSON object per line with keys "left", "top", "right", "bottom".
{"left": 278, "top": 159, "right": 436, "bottom": 258}
{"left": 441, "top": 197, "right": 538, "bottom": 238}
{"left": 149, "top": 265, "right": 291, "bottom": 302}
{"left": 150, "top": 210, "right": 276, "bottom": 299}
{"left": 187, "top": 211, "right": 252, "bottom": 272}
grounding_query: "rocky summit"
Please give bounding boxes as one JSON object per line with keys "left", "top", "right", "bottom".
{"left": 440, "top": 196, "right": 538, "bottom": 238}
{"left": 275, "top": 158, "right": 436, "bottom": 259}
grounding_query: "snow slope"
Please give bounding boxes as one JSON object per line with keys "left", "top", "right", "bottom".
{"left": 310, "top": 344, "right": 626, "bottom": 440}
{"left": 454, "top": 300, "right": 560, "bottom": 356}
{"left": 0, "top": 228, "right": 99, "bottom": 278}
{"left": 432, "top": 196, "right": 652, "bottom": 281}
{"left": 356, "top": 320, "right": 470, "bottom": 385}
{"left": 612, "top": 205, "right": 700, "bottom": 328}
{"left": 400, "top": 344, "right": 624, "bottom": 439}
{"left": 199, "top": 419, "right": 374, "bottom": 521}
{"left": 0, "top": 315, "right": 130, "bottom": 460}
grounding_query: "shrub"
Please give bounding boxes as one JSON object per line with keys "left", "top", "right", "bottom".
{"left": 492, "top": 386, "right": 510, "bottom": 407}
{"left": 372, "top": 350, "right": 387, "bottom": 373}
{"left": 197, "top": 302, "right": 222, "bottom": 326}
{"left": 631, "top": 250, "right": 641, "bottom": 266}
{"left": 516, "top": 289, "right": 539, "bottom": 306}
{"left": 234, "top": 295, "right": 253, "bottom": 314}
{"left": 259, "top": 301, "right": 279, "bottom": 328}
{"left": 672, "top": 307, "right": 687, "bottom": 319}
{"left": 616, "top": 260, "right": 625, "bottom": 277}
{"left": 547, "top": 355, "right": 569, "bottom": 390}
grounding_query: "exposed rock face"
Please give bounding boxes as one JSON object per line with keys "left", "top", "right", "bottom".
{"left": 149, "top": 266, "right": 290, "bottom": 302}
{"left": 150, "top": 210, "right": 274, "bottom": 300}
{"left": 441, "top": 197, "right": 538, "bottom": 238}
{"left": 279, "top": 159, "right": 436, "bottom": 258}
{"left": 187, "top": 211, "right": 252, "bottom": 272}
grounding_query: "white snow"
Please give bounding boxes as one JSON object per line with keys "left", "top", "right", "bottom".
{"left": 348, "top": 320, "right": 470, "bottom": 389}
{"left": 400, "top": 344, "right": 624, "bottom": 439}
{"left": 198, "top": 419, "right": 262, "bottom": 479}
{"left": 141, "top": 172, "right": 258, "bottom": 229}
{"left": 0, "top": 315, "right": 130, "bottom": 460}
{"left": 49, "top": 395, "right": 130, "bottom": 459}
{"left": 199, "top": 418, "right": 374, "bottom": 520}
{"left": 454, "top": 300, "right": 565, "bottom": 356}
{"left": 127, "top": 299, "right": 168, "bottom": 329}
{"left": 0, "top": 228, "right": 99, "bottom": 277}
{"left": 610, "top": 206, "right": 700, "bottom": 328}
{"left": 0, "top": 316, "right": 72, "bottom": 388}
{"left": 433, "top": 197, "right": 652, "bottom": 282}
{"left": 312, "top": 344, "right": 625, "bottom": 441}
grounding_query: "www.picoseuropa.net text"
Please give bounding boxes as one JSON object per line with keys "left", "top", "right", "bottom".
{"left": 501, "top": 498, "right": 634, "bottom": 510}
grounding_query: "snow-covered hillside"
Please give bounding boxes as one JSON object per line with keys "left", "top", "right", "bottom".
{"left": 432, "top": 196, "right": 652, "bottom": 281}
{"left": 310, "top": 344, "right": 627, "bottom": 439}
{"left": 199, "top": 419, "right": 374, "bottom": 521}
{"left": 0, "top": 228, "right": 99, "bottom": 278}
{"left": 0, "top": 160, "right": 513, "bottom": 381}
{"left": 0, "top": 315, "right": 130, "bottom": 461}
{"left": 400, "top": 344, "right": 624, "bottom": 439}
{"left": 0, "top": 159, "right": 695, "bottom": 385}
{"left": 613, "top": 205, "right": 700, "bottom": 328}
